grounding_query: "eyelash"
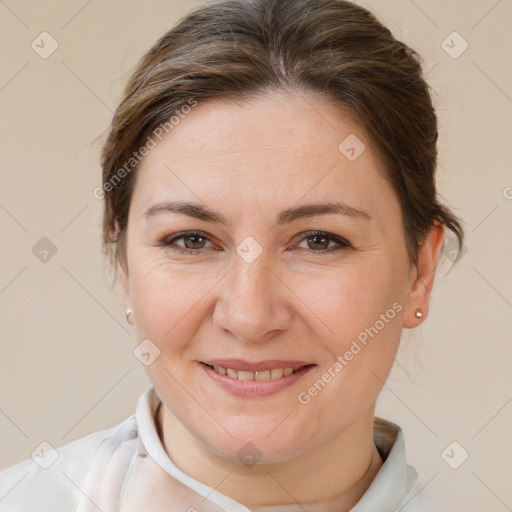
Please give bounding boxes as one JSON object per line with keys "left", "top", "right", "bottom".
{"left": 158, "top": 230, "right": 351, "bottom": 256}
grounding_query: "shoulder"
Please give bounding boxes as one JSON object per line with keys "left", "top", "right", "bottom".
{"left": 0, "top": 418, "right": 131, "bottom": 512}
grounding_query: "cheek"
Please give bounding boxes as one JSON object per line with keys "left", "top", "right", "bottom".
{"left": 294, "top": 258, "right": 404, "bottom": 351}
{"left": 129, "top": 257, "right": 215, "bottom": 343}
{"left": 293, "top": 259, "right": 405, "bottom": 410}
{"left": 302, "top": 261, "right": 405, "bottom": 409}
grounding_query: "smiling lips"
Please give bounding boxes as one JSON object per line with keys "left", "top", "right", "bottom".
{"left": 212, "top": 366, "right": 296, "bottom": 380}
{"left": 201, "top": 359, "right": 314, "bottom": 381}
{"left": 200, "top": 359, "right": 316, "bottom": 398}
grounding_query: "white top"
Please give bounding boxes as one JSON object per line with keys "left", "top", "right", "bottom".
{"left": 0, "top": 386, "right": 438, "bottom": 511}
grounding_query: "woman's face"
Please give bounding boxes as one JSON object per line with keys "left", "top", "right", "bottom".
{"left": 122, "top": 90, "right": 431, "bottom": 463}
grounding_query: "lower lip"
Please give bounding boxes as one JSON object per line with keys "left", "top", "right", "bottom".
{"left": 199, "top": 362, "right": 316, "bottom": 398}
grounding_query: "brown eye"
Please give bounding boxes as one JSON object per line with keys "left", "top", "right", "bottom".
{"left": 159, "top": 231, "right": 214, "bottom": 255}
{"left": 306, "top": 233, "right": 330, "bottom": 250}
{"left": 182, "top": 233, "right": 207, "bottom": 250}
{"left": 296, "top": 231, "right": 350, "bottom": 253}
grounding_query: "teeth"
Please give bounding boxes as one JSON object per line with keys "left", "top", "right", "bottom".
{"left": 255, "top": 370, "right": 270, "bottom": 380}
{"left": 270, "top": 368, "right": 284, "bottom": 379}
{"left": 211, "top": 365, "right": 297, "bottom": 380}
{"left": 215, "top": 366, "right": 227, "bottom": 375}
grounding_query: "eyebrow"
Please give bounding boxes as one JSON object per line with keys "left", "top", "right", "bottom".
{"left": 143, "top": 200, "right": 372, "bottom": 227}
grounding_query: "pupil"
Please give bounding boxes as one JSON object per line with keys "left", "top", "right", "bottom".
{"left": 185, "top": 235, "right": 204, "bottom": 249}
{"left": 310, "top": 235, "right": 327, "bottom": 250}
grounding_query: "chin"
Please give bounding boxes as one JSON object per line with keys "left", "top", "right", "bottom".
{"left": 196, "top": 418, "right": 311, "bottom": 466}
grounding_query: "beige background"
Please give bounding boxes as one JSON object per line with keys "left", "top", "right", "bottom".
{"left": 0, "top": 0, "right": 511, "bottom": 509}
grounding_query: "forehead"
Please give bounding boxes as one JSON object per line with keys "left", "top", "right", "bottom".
{"left": 132, "top": 90, "right": 397, "bottom": 221}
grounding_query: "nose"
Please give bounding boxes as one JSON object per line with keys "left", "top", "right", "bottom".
{"left": 212, "top": 251, "right": 293, "bottom": 343}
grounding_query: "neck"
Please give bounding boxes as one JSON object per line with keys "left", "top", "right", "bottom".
{"left": 157, "top": 404, "right": 383, "bottom": 510}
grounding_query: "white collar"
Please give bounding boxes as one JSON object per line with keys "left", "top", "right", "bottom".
{"left": 135, "top": 385, "right": 419, "bottom": 511}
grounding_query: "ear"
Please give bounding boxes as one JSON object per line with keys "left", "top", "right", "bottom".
{"left": 403, "top": 222, "right": 445, "bottom": 328}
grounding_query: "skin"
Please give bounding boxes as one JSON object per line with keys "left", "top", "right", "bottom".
{"left": 120, "top": 89, "right": 445, "bottom": 508}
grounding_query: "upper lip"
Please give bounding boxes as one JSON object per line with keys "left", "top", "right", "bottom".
{"left": 201, "top": 359, "right": 314, "bottom": 372}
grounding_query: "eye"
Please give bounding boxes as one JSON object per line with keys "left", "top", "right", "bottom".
{"left": 294, "top": 231, "right": 351, "bottom": 253}
{"left": 158, "top": 230, "right": 350, "bottom": 256}
{"left": 159, "top": 231, "right": 215, "bottom": 255}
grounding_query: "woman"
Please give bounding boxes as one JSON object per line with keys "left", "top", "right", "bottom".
{"left": 0, "top": 0, "right": 465, "bottom": 510}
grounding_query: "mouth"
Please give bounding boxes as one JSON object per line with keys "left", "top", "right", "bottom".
{"left": 198, "top": 359, "right": 316, "bottom": 398}
{"left": 201, "top": 363, "right": 315, "bottom": 381}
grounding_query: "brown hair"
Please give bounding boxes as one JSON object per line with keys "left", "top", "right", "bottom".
{"left": 100, "top": 0, "right": 465, "bottom": 283}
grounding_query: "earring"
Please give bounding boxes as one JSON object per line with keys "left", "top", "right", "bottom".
{"left": 126, "top": 309, "right": 134, "bottom": 324}
{"left": 414, "top": 308, "right": 423, "bottom": 318}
